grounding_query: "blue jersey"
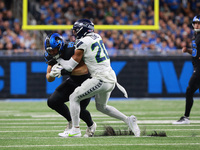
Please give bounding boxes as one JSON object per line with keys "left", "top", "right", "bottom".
{"left": 192, "top": 33, "right": 200, "bottom": 70}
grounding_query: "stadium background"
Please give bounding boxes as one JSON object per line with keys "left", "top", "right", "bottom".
{"left": 0, "top": 0, "right": 199, "bottom": 98}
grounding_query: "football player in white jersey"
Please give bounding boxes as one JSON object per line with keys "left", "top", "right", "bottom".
{"left": 55, "top": 19, "right": 140, "bottom": 137}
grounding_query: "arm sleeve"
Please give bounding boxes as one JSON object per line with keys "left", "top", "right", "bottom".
{"left": 57, "top": 57, "right": 79, "bottom": 72}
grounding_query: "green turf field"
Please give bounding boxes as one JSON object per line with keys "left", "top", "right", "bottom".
{"left": 0, "top": 99, "right": 200, "bottom": 150}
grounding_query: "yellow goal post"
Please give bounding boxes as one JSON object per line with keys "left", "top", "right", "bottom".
{"left": 22, "top": 0, "right": 159, "bottom": 30}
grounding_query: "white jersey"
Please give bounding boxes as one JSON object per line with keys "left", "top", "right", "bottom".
{"left": 74, "top": 33, "right": 117, "bottom": 83}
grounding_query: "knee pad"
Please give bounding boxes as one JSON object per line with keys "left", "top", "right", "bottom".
{"left": 96, "top": 103, "right": 106, "bottom": 112}
{"left": 47, "top": 96, "right": 55, "bottom": 109}
{"left": 69, "top": 89, "right": 82, "bottom": 103}
{"left": 47, "top": 91, "right": 64, "bottom": 109}
{"left": 69, "top": 92, "right": 77, "bottom": 102}
{"left": 47, "top": 97, "right": 54, "bottom": 108}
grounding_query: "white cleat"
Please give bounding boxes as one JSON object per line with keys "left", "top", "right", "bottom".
{"left": 127, "top": 115, "right": 140, "bottom": 137}
{"left": 58, "top": 121, "right": 72, "bottom": 137}
{"left": 68, "top": 127, "right": 82, "bottom": 138}
{"left": 172, "top": 116, "right": 190, "bottom": 125}
{"left": 83, "top": 122, "right": 97, "bottom": 137}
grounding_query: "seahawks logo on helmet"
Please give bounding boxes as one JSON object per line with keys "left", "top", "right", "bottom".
{"left": 72, "top": 19, "right": 94, "bottom": 39}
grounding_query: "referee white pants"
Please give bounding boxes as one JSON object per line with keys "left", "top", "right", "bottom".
{"left": 69, "top": 78, "right": 128, "bottom": 127}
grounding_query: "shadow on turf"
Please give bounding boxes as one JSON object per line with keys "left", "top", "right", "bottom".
{"left": 98, "top": 126, "right": 167, "bottom": 137}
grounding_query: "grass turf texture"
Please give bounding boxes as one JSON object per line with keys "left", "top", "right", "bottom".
{"left": 0, "top": 99, "right": 200, "bottom": 150}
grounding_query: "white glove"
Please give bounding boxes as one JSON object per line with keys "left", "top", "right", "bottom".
{"left": 49, "top": 63, "right": 63, "bottom": 78}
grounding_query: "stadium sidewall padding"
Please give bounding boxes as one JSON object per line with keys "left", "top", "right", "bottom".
{"left": 0, "top": 56, "right": 196, "bottom": 98}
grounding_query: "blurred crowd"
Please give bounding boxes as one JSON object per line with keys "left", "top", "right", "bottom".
{"left": 0, "top": 0, "right": 38, "bottom": 55}
{"left": 1, "top": 0, "right": 200, "bottom": 56}
{"left": 33, "top": 0, "right": 199, "bottom": 56}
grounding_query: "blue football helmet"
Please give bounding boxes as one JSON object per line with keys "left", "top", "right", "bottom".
{"left": 72, "top": 19, "right": 94, "bottom": 39}
{"left": 192, "top": 15, "right": 200, "bottom": 32}
{"left": 44, "top": 33, "right": 64, "bottom": 58}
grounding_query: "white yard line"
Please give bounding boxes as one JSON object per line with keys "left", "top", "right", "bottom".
{"left": 0, "top": 122, "right": 68, "bottom": 124}
{"left": 0, "top": 111, "right": 19, "bottom": 113}
{"left": 1, "top": 120, "right": 200, "bottom": 124}
{"left": 1, "top": 124, "right": 200, "bottom": 129}
{"left": 0, "top": 126, "right": 82, "bottom": 128}
{"left": 1, "top": 116, "right": 200, "bottom": 121}
{"left": 1, "top": 129, "right": 200, "bottom": 133}
{"left": 0, "top": 118, "right": 116, "bottom": 121}
{"left": 0, "top": 130, "right": 104, "bottom": 132}
{"left": 0, "top": 143, "right": 200, "bottom": 148}
{"left": 0, "top": 119, "right": 66, "bottom": 121}
{"left": 1, "top": 113, "right": 199, "bottom": 119}
{"left": 103, "top": 120, "right": 200, "bottom": 124}
{"left": 30, "top": 112, "right": 199, "bottom": 117}
{"left": 0, "top": 135, "right": 200, "bottom": 140}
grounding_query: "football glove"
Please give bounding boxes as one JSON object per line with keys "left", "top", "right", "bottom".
{"left": 49, "top": 63, "right": 63, "bottom": 78}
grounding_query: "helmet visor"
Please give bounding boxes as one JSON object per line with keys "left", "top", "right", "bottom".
{"left": 46, "top": 47, "right": 59, "bottom": 57}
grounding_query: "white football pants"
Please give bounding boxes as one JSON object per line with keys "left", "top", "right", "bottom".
{"left": 69, "top": 78, "right": 128, "bottom": 127}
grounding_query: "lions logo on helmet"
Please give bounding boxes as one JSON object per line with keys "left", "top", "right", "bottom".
{"left": 72, "top": 19, "right": 94, "bottom": 39}
{"left": 44, "top": 33, "right": 64, "bottom": 59}
{"left": 192, "top": 15, "right": 200, "bottom": 32}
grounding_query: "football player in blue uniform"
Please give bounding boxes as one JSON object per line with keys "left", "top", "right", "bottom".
{"left": 173, "top": 15, "right": 200, "bottom": 124}
{"left": 44, "top": 33, "right": 96, "bottom": 137}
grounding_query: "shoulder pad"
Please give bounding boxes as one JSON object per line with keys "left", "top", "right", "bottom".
{"left": 44, "top": 51, "right": 52, "bottom": 62}
{"left": 44, "top": 51, "right": 57, "bottom": 66}
{"left": 75, "top": 40, "right": 84, "bottom": 48}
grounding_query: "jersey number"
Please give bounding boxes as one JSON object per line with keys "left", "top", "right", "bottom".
{"left": 91, "top": 40, "right": 109, "bottom": 63}
{"left": 192, "top": 40, "right": 197, "bottom": 57}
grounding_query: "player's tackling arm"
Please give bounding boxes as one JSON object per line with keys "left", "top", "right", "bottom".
{"left": 72, "top": 49, "right": 84, "bottom": 63}
{"left": 71, "top": 60, "right": 88, "bottom": 75}
{"left": 57, "top": 49, "right": 84, "bottom": 72}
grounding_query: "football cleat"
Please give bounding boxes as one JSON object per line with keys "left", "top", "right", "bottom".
{"left": 83, "top": 122, "right": 97, "bottom": 137}
{"left": 58, "top": 121, "right": 72, "bottom": 137}
{"left": 127, "top": 115, "right": 140, "bottom": 137}
{"left": 172, "top": 116, "right": 190, "bottom": 125}
{"left": 68, "top": 127, "right": 82, "bottom": 138}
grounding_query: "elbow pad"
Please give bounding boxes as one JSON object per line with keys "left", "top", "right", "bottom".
{"left": 57, "top": 57, "right": 79, "bottom": 72}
